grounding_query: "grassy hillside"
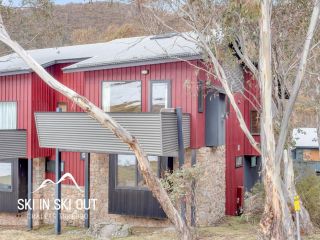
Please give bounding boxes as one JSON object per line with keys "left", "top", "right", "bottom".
{"left": 0, "top": 2, "right": 146, "bottom": 52}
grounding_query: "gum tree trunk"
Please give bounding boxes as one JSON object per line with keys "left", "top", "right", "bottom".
{"left": 259, "top": 1, "right": 295, "bottom": 239}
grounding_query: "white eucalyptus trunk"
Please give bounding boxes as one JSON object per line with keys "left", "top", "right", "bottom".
{"left": 259, "top": 1, "right": 295, "bottom": 239}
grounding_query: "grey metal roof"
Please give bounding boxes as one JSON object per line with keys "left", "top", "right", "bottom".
{"left": 0, "top": 41, "right": 134, "bottom": 76}
{"left": 292, "top": 128, "right": 319, "bottom": 148}
{"left": 0, "top": 33, "right": 201, "bottom": 76}
{"left": 63, "top": 33, "right": 202, "bottom": 72}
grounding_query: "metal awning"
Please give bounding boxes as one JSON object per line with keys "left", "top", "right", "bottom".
{"left": 34, "top": 112, "right": 190, "bottom": 157}
{"left": 0, "top": 130, "right": 27, "bottom": 159}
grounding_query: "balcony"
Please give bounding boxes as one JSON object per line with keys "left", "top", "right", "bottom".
{"left": 0, "top": 130, "right": 27, "bottom": 159}
{"left": 34, "top": 112, "right": 190, "bottom": 157}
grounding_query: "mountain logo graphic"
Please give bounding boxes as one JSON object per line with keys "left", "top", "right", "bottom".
{"left": 33, "top": 172, "right": 84, "bottom": 193}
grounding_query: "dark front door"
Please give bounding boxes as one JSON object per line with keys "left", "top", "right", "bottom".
{"left": 0, "top": 158, "right": 27, "bottom": 212}
{"left": 244, "top": 156, "right": 261, "bottom": 193}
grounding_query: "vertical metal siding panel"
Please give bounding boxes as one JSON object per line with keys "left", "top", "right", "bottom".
{"left": 141, "top": 65, "right": 148, "bottom": 112}
{"left": 27, "top": 74, "right": 32, "bottom": 158}
{"left": 181, "top": 62, "right": 187, "bottom": 112}
{"left": 225, "top": 93, "right": 246, "bottom": 215}
{"left": 171, "top": 62, "right": 177, "bottom": 108}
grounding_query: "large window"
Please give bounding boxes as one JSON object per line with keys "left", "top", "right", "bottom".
{"left": 0, "top": 162, "right": 12, "bottom": 191}
{"left": 102, "top": 81, "right": 141, "bottom": 112}
{"left": 0, "top": 102, "right": 17, "bottom": 129}
{"left": 302, "top": 149, "right": 320, "bottom": 161}
{"left": 116, "top": 154, "right": 159, "bottom": 188}
{"left": 250, "top": 110, "right": 260, "bottom": 135}
{"left": 150, "top": 81, "right": 171, "bottom": 112}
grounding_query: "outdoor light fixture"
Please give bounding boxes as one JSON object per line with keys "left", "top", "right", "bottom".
{"left": 141, "top": 69, "right": 149, "bottom": 75}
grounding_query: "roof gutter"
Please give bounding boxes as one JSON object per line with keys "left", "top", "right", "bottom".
{"left": 0, "top": 57, "right": 91, "bottom": 77}
{"left": 62, "top": 55, "right": 202, "bottom": 73}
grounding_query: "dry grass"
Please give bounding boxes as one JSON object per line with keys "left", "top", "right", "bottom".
{"left": 0, "top": 217, "right": 319, "bottom": 240}
{"left": 0, "top": 225, "right": 93, "bottom": 240}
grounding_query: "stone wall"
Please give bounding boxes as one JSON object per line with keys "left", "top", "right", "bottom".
{"left": 193, "top": 146, "right": 226, "bottom": 226}
{"left": 0, "top": 146, "right": 225, "bottom": 228}
{"left": 89, "top": 153, "right": 171, "bottom": 228}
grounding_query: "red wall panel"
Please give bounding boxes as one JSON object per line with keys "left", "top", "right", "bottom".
{"left": 47, "top": 65, "right": 86, "bottom": 185}
{"left": 83, "top": 61, "right": 203, "bottom": 148}
{"left": 225, "top": 70, "right": 261, "bottom": 215}
{"left": 0, "top": 73, "right": 32, "bottom": 157}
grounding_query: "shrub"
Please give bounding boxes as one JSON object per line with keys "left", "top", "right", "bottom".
{"left": 296, "top": 171, "right": 320, "bottom": 228}
{"left": 242, "top": 182, "right": 265, "bottom": 224}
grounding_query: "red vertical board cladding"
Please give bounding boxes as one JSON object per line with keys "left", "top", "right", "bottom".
{"left": 0, "top": 73, "right": 32, "bottom": 157}
{"left": 47, "top": 65, "right": 86, "bottom": 186}
{"left": 45, "top": 61, "right": 203, "bottom": 186}
{"left": 83, "top": 61, "right": 203, "bottom": 148}
{"left": 225, "top": 70, "right": 261, "bottom": 215}
{"left": 243, "top": 71, "right": 260, "bottom": 156}
{"left": 30, "top": 65, "right": 57, "bottom": 159}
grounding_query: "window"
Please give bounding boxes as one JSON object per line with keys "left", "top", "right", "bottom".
{"left": 235, "top": 156, "right": 243, "bottom": 168}
{"left": 302, "top": 149, "right": 320, "bottom": 161}
{"left": 138, "top": 156, "right": 158, "bottom": 187}
{"left": 57, "top": 102, "right": 67, "bottom": 112}
{"left": 102, "top": 81, "right": 141, "bottom": 112}
{"left": 250, "top": 110, "right": 260, "bottom": 135}
{"left": 250, "top": 156, "right": 257, "bottom": 167}
{"left": 45, "top": 159, "right": 65, "bottom": 173}
{"left": 226, "top": 97, "right": 230, "bottom": 116}
{"left": 150, "top": 81, "right": 171, "bottom": 112}
{"left": 117, "top": 155, "right": 136, "bottom": 187}
{"left": 116, "top": 154, "right": 159, "bottom": 188}
{"left": 198, "top": 81, "right": 204, "bottom": 113}
{"left": 0, "top": 102, "right": 17, "bottom": 129}
{"left": 0, "top": 162, "right": 12, "bottom": 191}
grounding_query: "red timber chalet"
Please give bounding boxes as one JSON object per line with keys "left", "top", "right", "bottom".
{"left": 0, "top": 32, "right": 260, "bottom": 229}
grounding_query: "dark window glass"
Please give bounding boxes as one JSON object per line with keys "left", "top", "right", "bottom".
{"left": 0, "top": 162, "right": 12, "bottom": 191}
{"left": 117, "top": 155, "right": 136, "bottom": 187}
{"left": 235, "top": 156, "right": 243, "bottom": 168}
{"left": 198, "top": 81, "right": 204, "bottom": 113}
{"left": 57, "top": 102, "right": 67, "bottom": 112}
{"left": 102, "top": 81, "right": 141, "bottom": 112}
{"left": 116, "top": 155, "right": 160, "bottom": 188}
{"left": 226, "top": 97, "right": 230, "bottom": 115}
{"left": 138, "top": 156, "right": 159, "bottom": 187}
{"left": 45, "top": 160, "right": 65, "bottom": 173}
{"left": 151, "top": 82, "right": 170, "bottom": 112}
{"left": 250, "top": 111, "right": 261, "bottom": 135}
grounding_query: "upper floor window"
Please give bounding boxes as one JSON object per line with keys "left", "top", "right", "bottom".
{"left": 0, "top": 162, "right": 12, "bottom": 192}
{"left": 198, "top": 80, "right": 204, "bottom": 113}
{"left": 0, "top": 102, "right": 17, "bottom": 129}
{"left": 57, "top": 102, "right": 67, "bottom": 112}
{"left": 102, "top": 81, "right": 141, "bottom": 112}
{"left": 250, "top": 110, "right": 260, "bottom": 135}
{"left": 150, "top": 81, "right": 171, "bottom": 112}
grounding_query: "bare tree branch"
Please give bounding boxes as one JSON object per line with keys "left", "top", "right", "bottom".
{"left": 275, "top": 0, "right": 320, "bottom": 164}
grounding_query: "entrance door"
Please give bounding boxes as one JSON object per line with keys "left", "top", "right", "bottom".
{"left": 244, "top": 156, "right": 261, "bottom": 193}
